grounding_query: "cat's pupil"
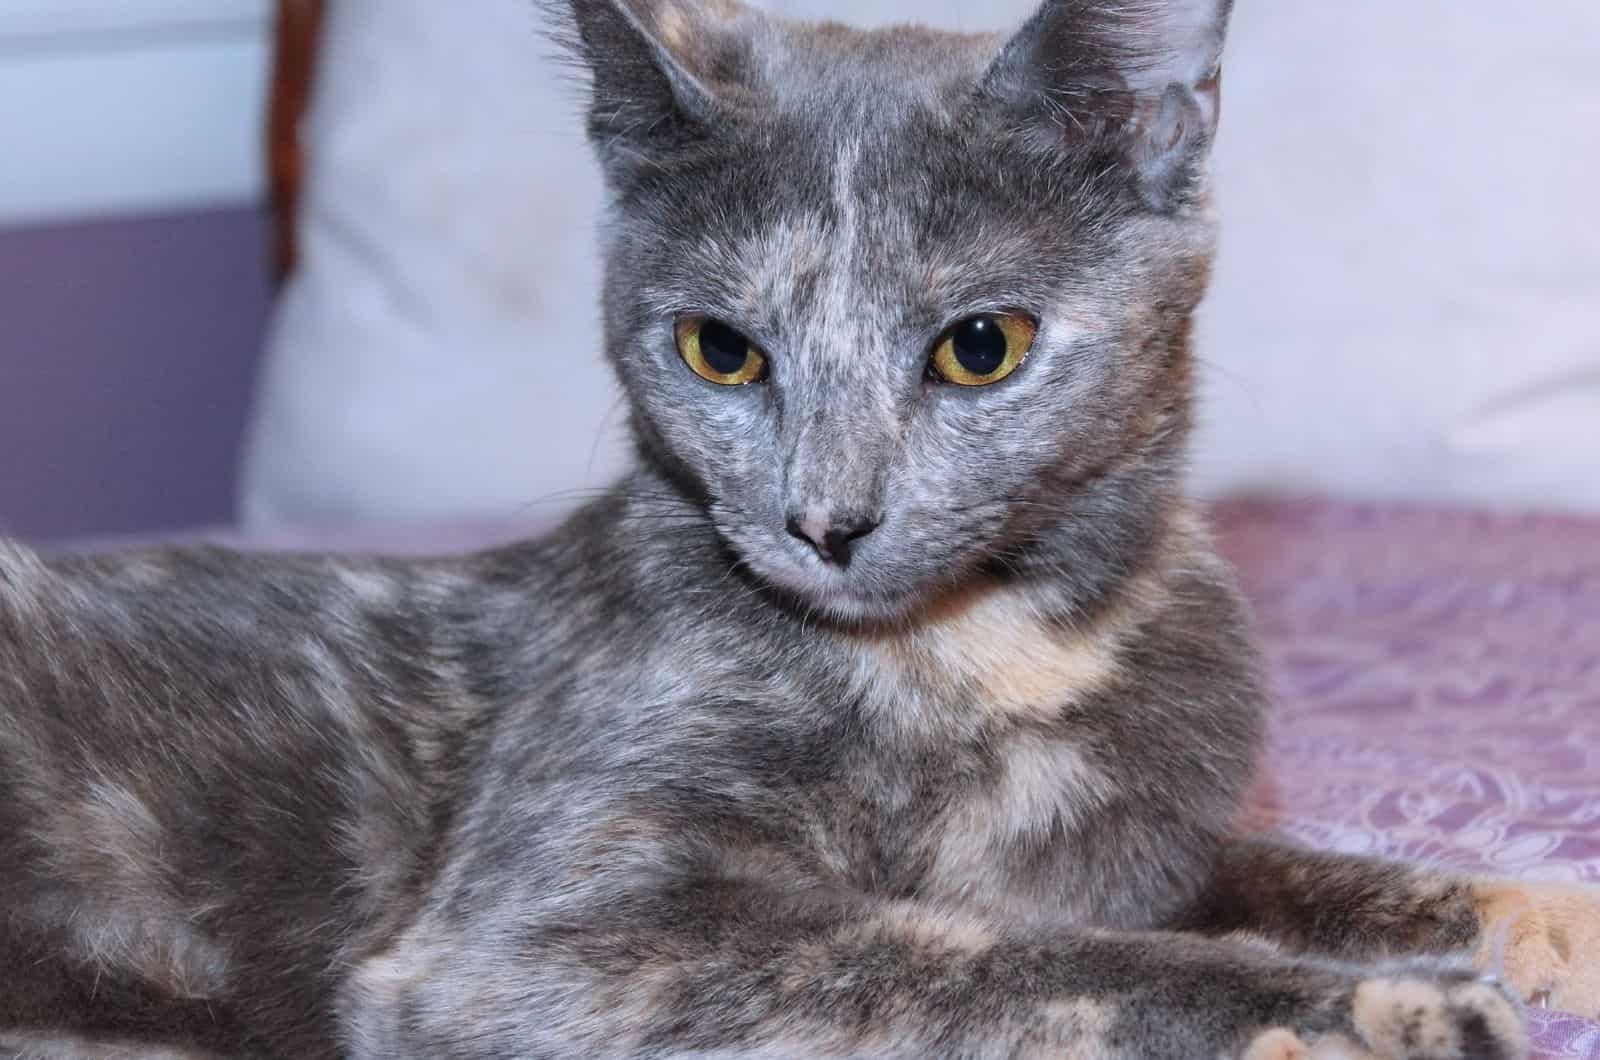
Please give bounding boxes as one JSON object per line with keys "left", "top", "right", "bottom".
{"left": 700, "top": 321, "right": 750, "bottom": 375}
{"left": 952, "top": 317, "right": 1007, "bottom": 376}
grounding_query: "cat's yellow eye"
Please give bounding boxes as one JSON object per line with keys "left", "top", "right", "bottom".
{"left": 928, "top": 314, "right": 1038, "bottom": 387}
{"left": 676, "top": 317, "right": 769, "bottom": 386}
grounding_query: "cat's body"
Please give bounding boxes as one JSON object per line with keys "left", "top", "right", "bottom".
{"left": 3, "top": 1, "right": 1598, "bottom": 1057}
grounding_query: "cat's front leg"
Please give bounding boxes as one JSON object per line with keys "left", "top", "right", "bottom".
{"left": 344, "top": 888, "right": 1527, "bottom": 1059}
{"left": 1176, "top": 837, "right": 1600, "bottom": 1018}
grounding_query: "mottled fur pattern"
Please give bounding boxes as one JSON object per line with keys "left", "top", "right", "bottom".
{"left": 3, "top": 1, "right": 1597, "bottom": 1057}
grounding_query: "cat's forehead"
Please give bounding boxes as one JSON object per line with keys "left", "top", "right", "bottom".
{"left": 750, "top": 19, "right": 1004, "bottom": 120}
{"left": 622, "top": 5, "right": 1133, "bottom": 325}
{"left": 641, "top": 117, "right": 1100, "bottom": 341}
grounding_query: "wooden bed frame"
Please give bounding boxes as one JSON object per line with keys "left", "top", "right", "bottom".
{"left": 267, "top": 0, "right": 325, "bottom": 280}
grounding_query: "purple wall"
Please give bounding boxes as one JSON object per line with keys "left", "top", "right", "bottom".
{"left": 0, "top": 206, "right": 273, "bottom": 544}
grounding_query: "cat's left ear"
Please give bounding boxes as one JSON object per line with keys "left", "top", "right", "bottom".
{"left": 981, "top": 0, "right": 1233, "bottom": 210}
{"left": 556, "top": 0, "right": 760, "bottom": 177}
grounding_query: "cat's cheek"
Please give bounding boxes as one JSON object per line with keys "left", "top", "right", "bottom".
{"left": 706, "top": 522, "right": 834, "bottom": 602}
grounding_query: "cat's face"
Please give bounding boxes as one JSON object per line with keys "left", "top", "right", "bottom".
{"left": 565, "top": 0, "right": 1230, "bottom": 621}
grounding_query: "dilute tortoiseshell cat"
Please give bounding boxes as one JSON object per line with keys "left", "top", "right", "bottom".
{"left": 2, "top": 1, "right": 1597, "bottom": 1057}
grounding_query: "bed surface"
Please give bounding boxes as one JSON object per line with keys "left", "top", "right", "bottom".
{"left": 1214, "top": 499, "right": 1600, "bottom": 1056}
{"left": 109, "top": 498, "right": 1600, "bottom": 1055}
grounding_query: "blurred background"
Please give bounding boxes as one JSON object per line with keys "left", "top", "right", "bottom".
{"left": 0, "top": 0, "right": 273, "bottom": 542}
{"left": 1, "top": 0, "right": 1597, "bottom": 544}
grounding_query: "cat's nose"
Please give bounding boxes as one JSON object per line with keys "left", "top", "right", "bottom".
{"left": 785, "top": 510, "right": 880, "bottom": 568}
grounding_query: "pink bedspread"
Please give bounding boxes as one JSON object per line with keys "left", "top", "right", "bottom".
{"left": 1214, "top": 500, "right": 1600, "bottom": 1057}
{"left": 173, "top": 497, "right": 1600, "bottom": 1054}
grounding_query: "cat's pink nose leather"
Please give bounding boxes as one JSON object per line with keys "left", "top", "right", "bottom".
{"left": 786, "top": 510, "right": 879, "bottom": 568}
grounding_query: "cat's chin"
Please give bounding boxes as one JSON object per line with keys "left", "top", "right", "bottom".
{"left": 800, "top": 587, "right": 908, "bottom": 626}
{"left": 742, "top": 559, "right": 925, "bottom": 626}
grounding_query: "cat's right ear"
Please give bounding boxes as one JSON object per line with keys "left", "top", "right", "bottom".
{"left": 553, "top": 0, "right": 758, "bottom": 175}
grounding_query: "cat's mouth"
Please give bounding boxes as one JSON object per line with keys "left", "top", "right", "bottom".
{"left": 711, "top": 506, "right": 962, "bottom": 624}
{"left": 731, "top": 542, "right": 936, "bottom": 626}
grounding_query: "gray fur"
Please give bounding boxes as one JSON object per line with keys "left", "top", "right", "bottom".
{"left": 0, "top": 2, "right": 1579, "bottom": 1057}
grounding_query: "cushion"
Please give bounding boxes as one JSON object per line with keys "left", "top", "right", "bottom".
{"left": 240, "top": 0, "right": 629, "bottom": 529}
{"left": 1193, "top": 1, "right": 1600, "bottom": 511}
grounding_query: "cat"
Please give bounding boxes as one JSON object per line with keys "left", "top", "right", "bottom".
{"left": 3, "top": 0, "right": 1598, "bottom": 1057}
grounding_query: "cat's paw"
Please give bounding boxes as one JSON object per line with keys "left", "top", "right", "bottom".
{"left": 1474, "top": 880, "right": 1600, "bottom": 1018}
{"left": 1342, "top": 970, "right": 1526, "bottom": 1059}
{"left": 1243, "top": 967, "right": 1526, "bottom": 1060}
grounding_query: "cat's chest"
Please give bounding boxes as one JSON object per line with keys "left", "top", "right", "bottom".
{"left": 919, "top": 729, "right": 1119, "bottom": 920}
{"left": 828, "top": 586, "right": 1142, "bottom": 921}
{"left": 817, "top": 724, "right": 1126, "bottom": 924}
{"left": 847, "top": 583, "right": 1129, "bottom": 731}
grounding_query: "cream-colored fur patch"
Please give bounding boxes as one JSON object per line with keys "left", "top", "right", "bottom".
{"left": 845, "top": 541, "right": 1173, "bottom": 912}
{"left": 1302, "top": 1033, "right": 1380, "bottom": 1060}
{"left": 905, "top": 586, "right": 1126, "bottom": 722}
{"left": 923, "top": 732, "right": 1110, "bottom": 913}
{"left": 1243, "top": 1028, "right": 1311, "bottom": 1060}
{"left": 1347, "top": 976, "right": 1526, "bottom": 1060}
{"left": 853, "top": 570, "right": 1158, "bottom": 736}
{"left": 1351, "top": 979, "right": 1457, "bottom": 1057}
{"left": 863, "top": 902, "right": 996, "bottom": 958}
{"left": 26, "top": 780, "right": 230, "bottom": 998}
{"left": 1474, "top": 880, "right": 1600, "bottom": 1019}
{"left": 655, "top": 4, "right": 690, "bottom": 51}
{"left": 1021, "top": 997, "right": 1114, "bottom": 1059}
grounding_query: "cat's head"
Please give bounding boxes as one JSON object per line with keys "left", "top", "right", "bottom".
{"left": 559, "top": 0, "right": 1231, "bottom": 622}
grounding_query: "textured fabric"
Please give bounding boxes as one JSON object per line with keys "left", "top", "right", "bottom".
{"left": 1213, "top": 501, "right": 1600, "bottom": 880}
{"left": 1212, "top": 499, "right": 1600, "bottom": 1058}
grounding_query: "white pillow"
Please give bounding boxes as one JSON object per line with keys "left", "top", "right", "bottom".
{"left": 240, "top": 0, "right": 629, "bottom": 529}
{"left": 242, "top": 0, "right": 1600, "bottom": 529}
{"left": 1192, "top": 0, "right": 1600, "bottom": 511}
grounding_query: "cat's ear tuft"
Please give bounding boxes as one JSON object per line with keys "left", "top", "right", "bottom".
{"left": 982, "top": 0, "right": 1233, "bottom": 210}
{"left": 551, "top": 0, "right": 760, "bottom": 173}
